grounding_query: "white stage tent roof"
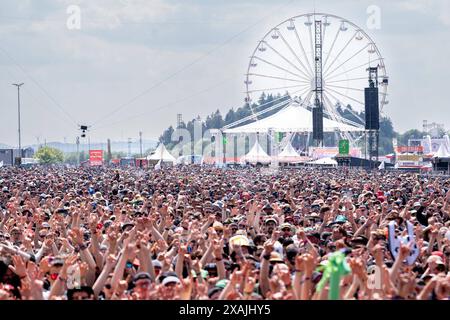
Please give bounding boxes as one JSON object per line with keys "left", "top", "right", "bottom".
{"left": 223, "top": 101, "right": 364, "bottom": 134}
{"left": 147, "top": 143, "right": 176, "bottom": 163}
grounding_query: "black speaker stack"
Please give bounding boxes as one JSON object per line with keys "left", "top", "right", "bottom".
{"left": 312, "top": 107, "right": 324, "bottom": 141}
{"left": 364, "top": 87, "right": 379, "bottom": 130}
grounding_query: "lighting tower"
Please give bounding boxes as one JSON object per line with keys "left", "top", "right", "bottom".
{"left": 312, "top": 20, "right": 324, "bottom": 147}
{"left": 12, "top": 83, "right": 24, "bottom": 163}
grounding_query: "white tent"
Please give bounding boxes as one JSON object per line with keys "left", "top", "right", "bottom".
{"left": 242, "top": 141, "right": 272, "bottom": 164}
{"left": 308, "top": 157, "right": 338, "bottom": 167}
{"left": 277, "top": 141, "right": 304, "bottom": 163}
{"left": 434, "top": 142, "right": 450, "bottom": 159}
{"left": 147, "top": 143, "right": 176, "bottom": 163}
{"left": 224, "top": 101, "right": 364, "bottom": 134}
{"left": 378, "top": 161, "right": 385, "bottom": 170}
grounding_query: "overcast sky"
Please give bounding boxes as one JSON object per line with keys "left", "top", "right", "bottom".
{"left": 0, "top": 0, "right": 449, "bottom": 147}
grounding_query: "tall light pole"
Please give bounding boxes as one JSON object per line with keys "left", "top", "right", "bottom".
{"left": 12, "top": 83, "right": 24, "bottom": 162}
{"left": 127, "top": 138, "right": 132, "bottom": 158}
{"left": 76, "top": 136, "right": 80, "bottom": 166}
{"left": 139, "top": 131, "right": 143, "bottom": 157}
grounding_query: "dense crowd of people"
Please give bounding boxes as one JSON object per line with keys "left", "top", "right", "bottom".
{"left": 0, "top": 165, "right": 449, "bottom": 300}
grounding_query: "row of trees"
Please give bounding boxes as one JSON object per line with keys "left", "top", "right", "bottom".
{"left": 34, "top": 147, "right": 155, "bottom": 165}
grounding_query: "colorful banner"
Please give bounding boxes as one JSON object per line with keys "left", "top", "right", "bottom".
{"left": 310, "top": 147, "right": 361, "bottom": 159}
{"left": 397, "top": 155, "right": 421, "bottom": 162}
{"left": 396, "top": 146, "right": 424, "bottom": 153}
{"left": 89, "top": 150, "right": 103, "bottom": 166}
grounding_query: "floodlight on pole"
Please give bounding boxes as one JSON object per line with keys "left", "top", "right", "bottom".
{"left": 12, "top": 83, "right": 24, "bottom": 162}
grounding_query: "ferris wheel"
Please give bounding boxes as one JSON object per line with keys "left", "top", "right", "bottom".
{"left": 244, "top": 13, "right": 389, "bottom": 130}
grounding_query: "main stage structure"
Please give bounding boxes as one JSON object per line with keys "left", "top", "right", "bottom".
{"left": 211, "top": 13, "right": 388, "bottom": 166}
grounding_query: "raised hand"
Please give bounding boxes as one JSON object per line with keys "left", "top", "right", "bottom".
{"left": 244, "top": 277, "right": 256, "bottom": 294}
{"left": 212, "top": 239, "right": 224, "bottom": 260}
{"left": 60, "top": 255, "right": 78, "bottom": 280}
{"left": 106, "top": 254, "right": 117, "bottom": 266}
{"left": 178, "top": 244, "right": 187, "bottom": 255}
{"left": 263, "top": 239, "right": 274, "bottom": 255}
{"left": 124, "top": 243, "right": 136, "bottom": 258}
{"left": 231, "top": 207, "right": 239, "bottom": 217}
{"left": 9, "top": 255, "right": 28, "bottom": 279}
{"left": 230, "top": 269, "right": 244, "bottom": 286}
{"left": 349, "top": 258, "right": 367, "bottom": 281}
{"left": 68, "top": 228, "right": 84, "bottom": 246}
{"left": 207, "top": 214, "right": 216, "bottom": 225}
{"left": 192, "top": 259, "right": 202, "bottom": 273}
{"left": 43, "top": 237, "right": 54, "bottom": 249}
{"left": 79, "top": 261, "right": 90, "bottom": 278}
{"left": 271, "top": 230, "right": 281, "bottom": 241}
{"left": 296, "top": 228, "right": 307, "bottom": 242}
{"left": 399, "top": 242, "right": 411, "bottom": 258}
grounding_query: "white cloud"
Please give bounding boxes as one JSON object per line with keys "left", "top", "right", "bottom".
{"left": 1, "top": 0, "right": 450, "bottom": 146}
{"left": 74, "top": 0, "right": 178, "bottom": 29}
{"left": 396, "top": 0, "right": 450, "bottom": 26}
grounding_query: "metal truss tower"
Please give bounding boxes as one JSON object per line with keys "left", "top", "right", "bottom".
{"left": 312, "top": 20, "right": 324, "bottom": 146}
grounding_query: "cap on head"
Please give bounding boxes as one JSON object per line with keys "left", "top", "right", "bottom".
{"left": 133, "top": 272, "right": 152, "bottom": 283}
{"left": 162, "top": 276, "right": 180, "bottom": 286}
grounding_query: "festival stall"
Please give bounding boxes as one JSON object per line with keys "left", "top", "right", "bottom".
{"left": 147, "top": 143, "right": 176, "bottom": 165}
{"left": 277, "top": 141, "right": 310, "bottom": 164}
{"left": 432, "top": 143, "right": 450, "bottom": 174}
{"left": 241, "top": 141, "right": 272, "bottom": 165}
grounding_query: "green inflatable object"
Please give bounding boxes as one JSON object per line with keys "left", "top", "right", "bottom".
{"left": 316, "top": 251, "right": 351, "bottom": 300}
